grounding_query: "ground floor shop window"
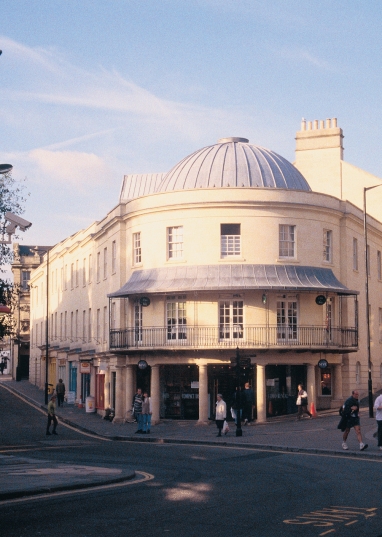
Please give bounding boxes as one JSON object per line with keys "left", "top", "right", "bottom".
{"left": 81, "top": 373, "right": 90, "bottom": 402}
{"left": 266, "top": 364, "right": 306, "bottom": 417}
{"left": 320, "top": 370, "right": 332, "bottom": 395}
{"left": 160, "top": 365, "right": 199, "bottom": 419}
{"left": 69, "top": 363, "right": 77, "bottom": 396}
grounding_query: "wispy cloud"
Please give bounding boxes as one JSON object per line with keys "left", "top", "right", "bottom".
{"left": 277, "top": 47, "right": 340, "bottom": 72}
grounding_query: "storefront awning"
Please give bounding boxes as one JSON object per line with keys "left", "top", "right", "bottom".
{"left": 108, "top": 264, "right": 358, "bottom": 298}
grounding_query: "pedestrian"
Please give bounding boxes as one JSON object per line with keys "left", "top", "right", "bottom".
{"left": 340, "top": 390, "right": 368, "bottom": 451}
{"left": 55, "top": 378, "right": 66, "bottom": 407}
{"left": 215, "top": 394, "right": 227, "bottom": 437}
{"left": 46, "top": 395, "right": 58, "bottom": 435}
{"left": 374, "top": 393, "right": 382, "bottom": 451}
{"left": 243, "top": 382, "right": 255, "bottom": 424}
{"left": 231, "top": 387, "right": 245, "bottom": 425}
{"left": 141, "top": 391, "right": 152, "bottom": 434}
{"left": 132, "top": 388, "right": 144, "bottom": 433}
{"left": 296, "top": 384, "right": 312, "bottom": 420}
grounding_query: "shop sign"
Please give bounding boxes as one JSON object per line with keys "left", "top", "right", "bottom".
{"left": 140, "top": 297, "right": 151, "bottom": 307}
{"left": 318, "top": 358, "right": 329, "bottom": 369}
{"left": 191, "top": 381, "right": 199, "bottom": 389}
{"left": 80, "top": 361, "right": 91, "bottom": 374}
{"left": 266, "top": 379, "right": 275, "bottom": 387}
{"left": 315, "top": 295, "right": 326, "bottom": 306}
{"left": 138, "top": 359, "right": 148, "bottom": 370}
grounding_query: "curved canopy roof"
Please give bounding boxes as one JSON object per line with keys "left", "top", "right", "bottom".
{"left": 109, "top": 264, "right": 357, "bottom": 297}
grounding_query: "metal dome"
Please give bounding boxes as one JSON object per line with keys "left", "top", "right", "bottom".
{"left": 156, "top": 137, "right": 311, "bottom": 193}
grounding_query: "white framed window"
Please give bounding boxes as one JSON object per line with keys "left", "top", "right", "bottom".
{"left": 167, "top": 298, "right": 187, "bottom": 340}
{"left": 54, "top": 312, "right": 57, "bottom": 339}
{"left": 75, "top": 260, "right": 79, "bottom": 287}
{"left": 221, "top": 224, "right": 241, "bottom": 258}
{"left": 64, "top": 265, "right": 68, "bottom": 290}
{"left": 112, "top": 240, "right": 117, "bottom": 273}
{"left": 111, "top": 302, "right": 116, "bottom": 329}
{"left": 355, "top": 361, "right": 360, "bottom": 384}
{"left": 103, "top": 247, "right": 107, "bottom": 279}
{"left": 133, "top": 232, "right": 142, "bottom": 264}
{"left": 134, "top": 300, "right": 142, "bottom": 343}
{"left": 96, "top": 309, "right": 101, "bottom": 341}
{"left": 82, "top": 310, "right": 86, "bottom": 341}
{"left": 70, "top": 311, "right": 73, "bottom": 339}
{"left": 70, "top": 263, "right": 74, "bottom": 289}
{"left": 88, "top": 308, "right": 92, "bottom": 341}
{"left": 279, "top": 225, "right": 296, "bottom": 258}
{"left": 88, "top": 254, "right": 92, "bottom": 283}
{"left": 103, "top": 306, "right": 108, "bottom": 342}
{"left": 21, "top": 271, "right": 31, "bottom": 290}
{"left": 219, "top": 300, "right": 243, "bottom": 340}
{"left": 64, "top": 311, "right": 67, "bottom": 340}
{"left": 96, "top": 252, "right": 101, "bottom": 282}
{"left": 167, "top": 226, "right": 183, "bottom": 259}
{"left": 323, "top": 229, "right": 332, "bottom": 263}
{"left": 75, "top": 310, "right": 78, "bottom": 340}
{"left": 378, "top": 251, "right": 382, "bottom": 280}
{"left": 353, "top": 238, "right": 358, "bottom": 271}
{"left": 83, "top": 258, "right": 86, "bottom": 286}
{"left": 277, "top": 299, "right": 298, "bottom": 341}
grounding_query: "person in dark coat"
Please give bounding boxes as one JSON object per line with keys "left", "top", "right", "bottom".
{"left": 242, "top": 382, "right": 255, "bottom": 424}
{"left": 339, "top": 390, "right": 368, "bottom": 451}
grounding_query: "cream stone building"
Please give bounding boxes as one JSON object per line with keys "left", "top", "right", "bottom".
{"left": 29, "top": 120, "right": 382, "bottom": 423}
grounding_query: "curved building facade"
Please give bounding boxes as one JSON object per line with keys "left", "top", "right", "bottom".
{"left": 29, "top": 122, "right": 382, "bottom": 424}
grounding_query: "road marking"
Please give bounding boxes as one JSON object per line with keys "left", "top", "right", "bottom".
{"left": 284, "top": 506, "right": 377, "bottom": 534}
{"left": 0, "top": 471, "right": 154, "bottom": 506}
{"left": 0, "top": 383, "right": 110, "bottom": 442}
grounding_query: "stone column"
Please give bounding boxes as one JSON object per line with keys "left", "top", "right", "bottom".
{"left": 197, "top": 364, "right": 209, "bottom": 424}
{"left": 113, "top": 366, "right": 125, "bottom": 423}
{"left": 256, "top": 364, "right": 266, "bottom": 423}
{"left": 125, "top": 365, "right": 134, "bottom": 417}
{"left": 307, "top": 364, "right": 316, "bottom": 412}
{"left": 104, "top": 368, "right": 110, "bottom": 410}
{"left": 334, "top": 364, "right": 343, "bottom": 401}
{"left": 151, "top": 365, "right": 160, "bottom": 424}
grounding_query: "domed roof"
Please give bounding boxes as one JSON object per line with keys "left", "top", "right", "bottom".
{"left": 156, "top": 137, "right": 310, "bottom": 193}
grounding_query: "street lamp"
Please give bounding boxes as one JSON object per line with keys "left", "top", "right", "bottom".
{"left": 34, "top": 247, "right": 50, "bottom": 404}
{"left": 363, "top": 184, "right": 382, "bottom": 418}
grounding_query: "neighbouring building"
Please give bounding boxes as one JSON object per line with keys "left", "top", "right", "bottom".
{"left": 29, "top": 119, "right": 382, "bottom": 423}
{"left": 11, "top": 244, "right": 52, "bottom": 380}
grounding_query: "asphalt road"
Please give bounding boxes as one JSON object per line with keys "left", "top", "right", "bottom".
{"left": 1, "top": 389, "right": 382, "bottom": 537}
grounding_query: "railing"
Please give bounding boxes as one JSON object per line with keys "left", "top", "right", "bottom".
{"left": 110, "top": 325, "right": 358, "bottom": 351}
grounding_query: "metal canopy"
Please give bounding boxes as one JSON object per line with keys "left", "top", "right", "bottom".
{"left": 108, "top": 264, "right": 358, "bottom": 298}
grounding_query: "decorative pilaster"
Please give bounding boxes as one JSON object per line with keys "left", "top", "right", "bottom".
{"left": 197, "top": 364, "right": 208, "bottom": 424}
{"left": 256, "top": 364, "right": 266, "bottom": 423}
{"left": 151, "top": 365, "right": 160, "bottom": 424}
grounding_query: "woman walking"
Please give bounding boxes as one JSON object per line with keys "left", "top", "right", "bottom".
{"left": 215, "top": 394, "right": 227, "bottom": 437}
{"left": 296, "top": 384, "right": 312, "bottom": 420}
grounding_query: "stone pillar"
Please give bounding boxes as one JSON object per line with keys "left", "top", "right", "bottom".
{"left": 307, "top": 364, "right": 316, "bottom": 411}
{"left": 125, "top": 365, "right": 134, "bottom": 417}
{"left": 256, "top": 364, "right": 266, "bottom": 423}
{"left": 113, "top": 366, "right": 125, "bottom": 423}
{"left": 334, "top": 364, "right": 343, "bottom": 401}
{"left": 197, "top": 364, "right": 208, "bottom": 424}
{"left": 151, "top": 365, "right": 160, "bottom": 424}
{"left": 104, "top": 367, "right": 110, "bottom": 409}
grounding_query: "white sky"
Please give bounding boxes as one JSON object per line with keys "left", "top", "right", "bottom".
{"left": 2, "top": 0, "right": 382, "bottom": 247}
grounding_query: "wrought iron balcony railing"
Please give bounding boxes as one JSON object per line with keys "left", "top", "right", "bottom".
{"left": 110, "top": 325, "right": 358, "bottom": 351}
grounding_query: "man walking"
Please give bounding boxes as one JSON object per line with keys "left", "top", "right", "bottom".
{"left": 56, "top": 378, "right": 66, "bottom": 407}
{"left": 341, "top": 390, "right": 368, "bottom": 451}
{"left": 374, "top": 393, "right": 382, "bottom": 450}
{"left": 132, "top": 388, "right": 144, "bottom": 433}
{"left": 46, "top": 395, "right": 58, "bottom": 436}
{"left": 243, "top": 382, "right": 255, "bottom": 424}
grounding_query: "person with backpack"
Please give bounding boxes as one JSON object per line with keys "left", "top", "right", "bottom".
{"left": 339, "top": 390, "right": 368, "bottom": 451}
{"left": 296, "top": 384, "right": 312, "bottom": 420}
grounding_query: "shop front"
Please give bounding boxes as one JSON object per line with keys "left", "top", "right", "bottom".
{"left": 265, "top": 364, "right": 306, "bottom": 417}
{"left": 160, "top": 365, "right": 199, "bottom": 419}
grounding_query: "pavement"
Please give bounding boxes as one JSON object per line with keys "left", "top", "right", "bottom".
{"left": 0, "top": 375, "right": 381, "bottom": 501}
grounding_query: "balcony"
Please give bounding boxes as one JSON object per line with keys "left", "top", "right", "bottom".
{"left": 110, "top": 325, "right": 358, "bottom": 353}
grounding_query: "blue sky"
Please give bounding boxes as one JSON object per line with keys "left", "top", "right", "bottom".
{"left": 1, "top": 1, "right": 382, "bottom": 246}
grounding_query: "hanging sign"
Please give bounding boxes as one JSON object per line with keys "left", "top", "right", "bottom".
{"left": 315, "top": 295, "right": 326, "bottom": 306}
{"left": 140, "top": 297, "right": 151, "bottom": 307}
{"left": 80, "top": 361, "right": 91, "bottom": 374}
{"left": 138, "top": 359, "right": 148, "bottom": 370}
{"left": 318, "top": 358, "right": 329, "bottom": 369}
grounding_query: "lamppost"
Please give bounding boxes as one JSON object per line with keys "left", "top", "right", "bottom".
{"left": 34, "top": 248, "right": 50, "bottom": 404}
{"left": 364, "top": 184, "right": 382, "bottom": 418}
